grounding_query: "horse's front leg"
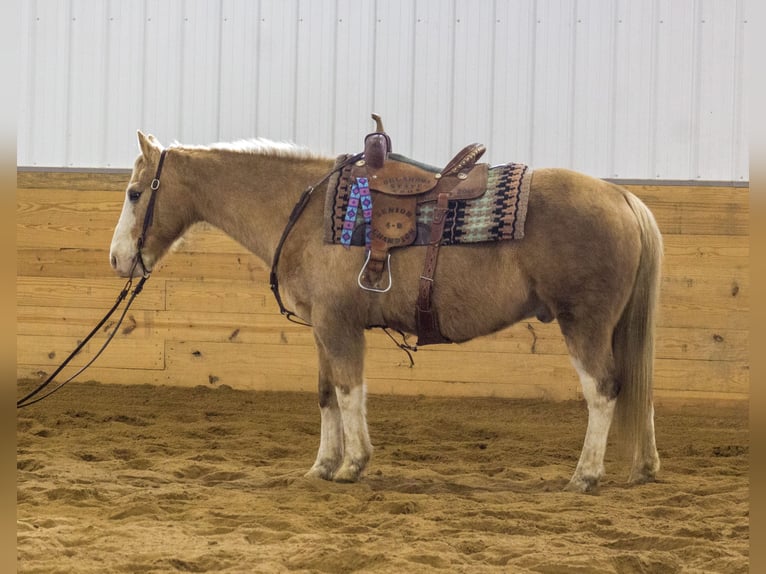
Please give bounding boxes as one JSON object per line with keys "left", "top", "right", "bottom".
{"left": 304, "top": 346, "right": 344, "bottom": 480}
{"left": 307, "top": 327, "right": 372, "bottom": 483}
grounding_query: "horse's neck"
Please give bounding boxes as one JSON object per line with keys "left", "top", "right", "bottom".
{"left": 178, "top": 150, "right": 333, "bottom": 264}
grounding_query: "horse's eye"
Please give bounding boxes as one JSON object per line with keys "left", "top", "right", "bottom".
{"left": 128, "top": 189, "right": 142, "bottom": 203}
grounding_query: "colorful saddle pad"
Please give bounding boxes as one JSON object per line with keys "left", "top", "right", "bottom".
{"left": 324, "top": 155, "right": 532, "bottom": 247}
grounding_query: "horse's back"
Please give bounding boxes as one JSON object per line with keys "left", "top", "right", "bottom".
{"left": 525, "top": 168, "right": 640, "bottom": 233}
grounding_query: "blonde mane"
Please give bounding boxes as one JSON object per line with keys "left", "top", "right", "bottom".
{"left": 171, "top": 138, "right": 325, "bottom": 160}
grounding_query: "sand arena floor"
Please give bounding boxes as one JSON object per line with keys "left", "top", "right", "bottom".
{"left": 17, "top": 381, "right": 748, "bottom": 573}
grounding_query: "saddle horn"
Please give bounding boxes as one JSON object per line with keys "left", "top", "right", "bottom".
{"left": 371, "top": 113, "right": 385, "bottom": 133}
{"left": 364, "top": 113, "right": 391, "bottom": 169}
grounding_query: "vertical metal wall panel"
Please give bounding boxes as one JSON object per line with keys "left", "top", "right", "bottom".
{"left": 734, "top": 0, "right": 748, "bottom": 182}
{"left": 570, "top": 0, "right": 617, "bottom": 177}
{"left": 654, "top": 1, "right": 698, "bottom": 180}
{"left": 451, "top": 0, "right": 496, "bottom": 153}
{"left": 18, "top": 0, "right": 34, "bottom": 165}
{"left": 103, "top": 2, "right": 148, "bottom": 167}
{"left": 141, "top": 1, "right": 185, "bottom": 143}
{"left": 611, "top": 1, "right": 656, "bottom": 179}
{"left": 372, "top": 0, "right": 416, "bottom": 153}
{"left": 219, "top": 0, "right": 260, "bottom": 142}
{"left": 490, "top": 0, "right": 536, "bottom": 166}
{"left": 256, "top": 1, "right": 299, "bottom": 142}
{"left": 294, "top": 0, "right": 338, "bottom": 153}
{"left": 696, "top": 0, "right": 746, "bottom": 181}
{"left": 411, "top": 0, "right": 456, "bottom": 164}
{"left": 23, "top": 0, "right": 72, "bottom": 166}
{"left": 178, "top": 0, "right": 223, "bottom": 144}
{"left": 531, "top": 0, "right": 577, "bottom": 168}
{"left": 332, "top": 0, "right": 376, "bottom": 154}
{"left": 18, "top": 0, "right": 748, "bottom": 182}
{"left": 67, "top": 0, "right": 108, "bottom": 167}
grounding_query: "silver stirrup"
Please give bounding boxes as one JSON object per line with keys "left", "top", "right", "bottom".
{"left": 357, "top": 251, "right": 392, "bottom": 293}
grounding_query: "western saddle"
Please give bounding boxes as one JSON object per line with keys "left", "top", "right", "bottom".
{"left": 349, "top": 114, "right": 489, "bottom": 346}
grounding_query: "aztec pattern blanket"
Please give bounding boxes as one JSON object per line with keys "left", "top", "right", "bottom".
{"left": 324, "top": 154, "right": 532, "bottom": 247}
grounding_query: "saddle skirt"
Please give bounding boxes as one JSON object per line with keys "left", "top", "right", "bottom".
{"left": 324, "top": 154, "right": 532, "bottom": 248}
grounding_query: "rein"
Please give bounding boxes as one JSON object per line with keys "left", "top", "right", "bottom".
{"left": 17, "top": 149, "right": 168, "bottom": 408}
{"left": 16, "top": 269, "right": 148, "bottom": 408}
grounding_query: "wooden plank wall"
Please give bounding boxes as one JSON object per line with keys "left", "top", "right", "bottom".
{"left": 17, "top": 172, "right": 749, "bottom": 403}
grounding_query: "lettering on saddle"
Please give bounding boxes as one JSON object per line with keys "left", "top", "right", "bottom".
{"left": 350, "top": 114, "right": 489, "bottom": 346}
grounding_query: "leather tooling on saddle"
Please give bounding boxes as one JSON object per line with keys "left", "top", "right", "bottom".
{"left": 323, "top": 114, "right": 532, "bottom": 345}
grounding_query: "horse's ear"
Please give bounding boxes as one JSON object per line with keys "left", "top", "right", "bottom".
{"left": 137, "top": 130, "right": 160, "bottom": 159}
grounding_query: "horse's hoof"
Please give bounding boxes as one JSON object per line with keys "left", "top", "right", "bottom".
{"left": 628, "top": 455, "right": 660, "bottom": 484}
{"left": 628, "top": 469, "right": 658, "bottom": 485}
{"left": 305, "top": 463, "right": 336, "bottom": 481}
{"left": 564, "top": 476, "right": 600, "bottom": 494}
{"left": 332, "top": 462, "right": 363, "bottom": 483}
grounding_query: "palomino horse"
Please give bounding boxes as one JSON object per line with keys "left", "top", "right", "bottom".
{"left": 110, "top": 131, "right": 662, "bottom": 493}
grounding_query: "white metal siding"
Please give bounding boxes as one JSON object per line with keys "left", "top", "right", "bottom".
{"left": 18, "top": 0, "right": 749, "bottom": 181}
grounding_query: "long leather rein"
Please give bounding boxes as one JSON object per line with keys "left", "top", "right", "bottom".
{"left": 16, "top": 151, "right": 167, "bottom": 408}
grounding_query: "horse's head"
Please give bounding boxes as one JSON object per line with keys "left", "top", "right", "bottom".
{"left": 110, "top": 131, "right": 187, "bottom": 277}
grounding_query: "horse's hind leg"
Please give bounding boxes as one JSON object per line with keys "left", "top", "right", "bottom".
{"left": 308, "top": 327, "right": 372, "bottom": 483}
{"left": 566, "top": 358, "right": 616, "bottom": 493}
{"left": 629, "top": 404, "right": 660, "bottom": 484}
{"left": 562, "top": 322, "right": 618, "bottom": 493}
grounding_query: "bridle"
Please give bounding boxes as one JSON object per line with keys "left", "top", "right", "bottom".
{"left": 16, "top": 149, "right": 168, "bottom": 409}
{"left": 135, "top": 148, "right": 168, "bottom": 276}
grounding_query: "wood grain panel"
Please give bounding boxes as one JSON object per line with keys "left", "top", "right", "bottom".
{"left": 165, "top": 278, "right": 271, "bottom": 314}
{"left": 18, "top": 256, "right": 748, "bottom": 331}
{"left": 623, "top": 185, "right": 748, "bottom": 235}
{"left": 17, "top": 304, "right": 746, "bottom": 365}
{"left": 17, "top": 366, "right": 166, "bottom": 387}
{"left": 16, "top": 174, "right": 749, "bottom": 402}
{"left": 16, "top": 183, "right": 748, "bottom": 248}
{"left": 17, "top": 334, "right": 164, "bottom": 370}
{"left": 17, "top": 171, "right": 130, "bottom": 191}
{"left": 17, "top": 276, "right": 166, "bottom": 310}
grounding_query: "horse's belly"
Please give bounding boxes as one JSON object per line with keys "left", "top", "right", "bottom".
{"left": 365, "top": 242, "right": 536, "bottom": 341}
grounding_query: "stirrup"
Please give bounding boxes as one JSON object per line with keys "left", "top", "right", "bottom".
{"left": 357, "top": 251, "right": 392, "bottom": 293}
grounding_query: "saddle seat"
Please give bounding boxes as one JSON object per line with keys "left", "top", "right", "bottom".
{"left": 362, "top": 142, "right": 489, "bottom": 198}
{"left": 349, "top": 114, "right": 491, "bottom": 345}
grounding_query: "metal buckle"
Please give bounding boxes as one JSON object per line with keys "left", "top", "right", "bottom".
{"left": 357, "top": 251, "right": 392, "bottom": 293}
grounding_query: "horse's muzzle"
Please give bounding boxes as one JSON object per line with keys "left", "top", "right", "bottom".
{"left": 110, "top": 253, "right": 145, "bottom": 278}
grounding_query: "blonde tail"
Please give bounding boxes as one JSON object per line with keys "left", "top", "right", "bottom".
{"left": 613, "top": 190, "right": 663, "bottom": 481}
